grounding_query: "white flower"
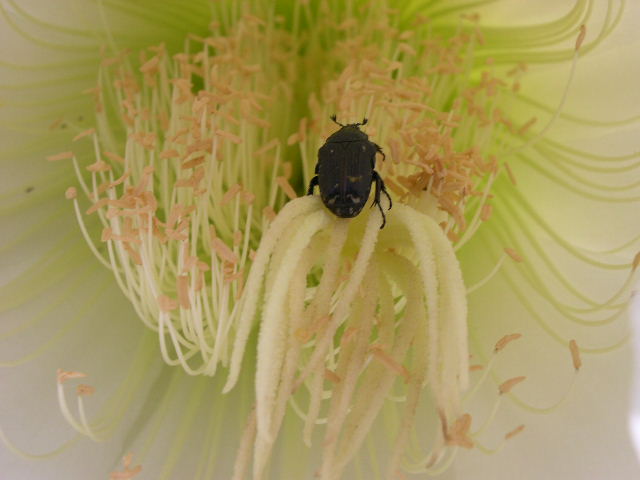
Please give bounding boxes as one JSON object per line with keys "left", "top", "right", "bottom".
{"left": 1, "top": 1, "right": 638, "bottom": 479}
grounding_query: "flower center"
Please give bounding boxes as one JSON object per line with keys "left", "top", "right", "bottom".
{"left": 52, "top": 4, "right": 618, "bottom": 479}
{"left": 63, "top": 10, "right": 517, "bottom": 477}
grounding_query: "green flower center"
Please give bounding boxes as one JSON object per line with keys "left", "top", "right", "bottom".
{"left": 44, "top": 1, "right": 634, "bottom": 478}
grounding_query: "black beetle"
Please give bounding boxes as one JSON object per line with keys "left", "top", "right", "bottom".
{"left": 307, "top": 115, "right": 392, "bottom": 228}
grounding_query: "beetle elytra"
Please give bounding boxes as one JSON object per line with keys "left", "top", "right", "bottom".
{"left": 307, "top": 115, "right": 392, "bottom": 228}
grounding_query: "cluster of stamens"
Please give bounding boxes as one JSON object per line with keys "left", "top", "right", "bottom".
{"left": 44, "top": 5, "right": 626, "bottom": 479}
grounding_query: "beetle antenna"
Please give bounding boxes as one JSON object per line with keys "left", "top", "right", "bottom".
{"left": 330, "top": 114, "right": 345, "bottom": 127}
{"left": 350, "top": 117, "right": 368, "bottom": 128}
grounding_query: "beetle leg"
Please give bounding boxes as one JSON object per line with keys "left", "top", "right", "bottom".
{"left": 307, "top": 175, "right": 319, "bottom": 195}
{"left": 373, "top": 143, "right": 386, "bottom": 162}
{"left": 372, "top": 171, "right": 392, "bottom": 209}
{"left": 371, "top": 171, "right": 392, "bottom": 229}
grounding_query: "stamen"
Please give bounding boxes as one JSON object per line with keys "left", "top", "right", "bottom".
{"left": 275, "top": 176, "right": 298, "bottom": 200}
{"left": 632, "top": 252, "right": 640, "bottom": 272}
{"left": 56, "top": 369, "right": 86, "bottom": 383}
{"left": 56, "top": 370, "right": 102, "bottom": 441}
{"left": 494, "top": 333, "right": 523, "bottom": 353}
{"left": 65, "top": 187, "right": 77, "bottom": 199}
{"left": 569, "top": 339, "right": 582, "bottom": 371}
{"left": 72, "top": 128, "right": 96, "bottom": 142}
{"left": 0, "top": 426, "right": 80, "bottom": 460}
{"left": 499, "top": 26, "right": 587, "bottom": 157}
{"left": 110, "top": 453, "right": 142, "bottom": 479}
{"left": 504, "top": 247, "right": 523, "bottom": 263}
{"left": 46, "top": 151, "right": 74, "bottom": 162}
{"left": 464, "top": 333, "right": 522, "bottom": 404}
{"left": 494, "top": 195, "right": 636, "bottom": 317}
{"left": 575, "top": 24, "right": 587, "bottom": 51}
{"left": 505, "top": 424, "right": 525, "bottom": 440}
{"left": 503, "top": 162, "right": 517, "bottom": 185}
{"left": 466, "top": 253, "right": 507, "bottom": 295}
{"left": 499, "top": 376, "right": 526, "bottom": 395}
{"left": 471, "top": 396, "right": 503, "bottom": 439}
{"left": 369, "top": 345, "right": 410, "bottom": 381}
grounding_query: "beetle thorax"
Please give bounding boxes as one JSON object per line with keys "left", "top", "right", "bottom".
{"left": 326, "top": 125, "right": 369, "bottom": 143}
